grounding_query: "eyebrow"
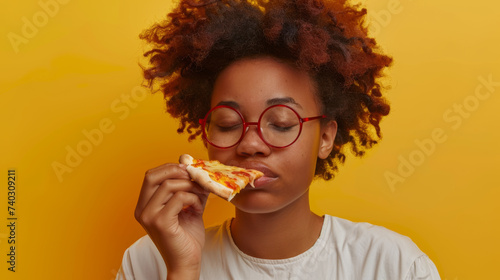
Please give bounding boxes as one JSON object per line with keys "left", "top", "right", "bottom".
{"left": 214, "top": 97, "right": 303, "bottom": 109}
{"left": 215, "top": 100, "right": 240, "bottom": 109}
{"left": 266, "top": 97, "right": 303, "bottom": 109}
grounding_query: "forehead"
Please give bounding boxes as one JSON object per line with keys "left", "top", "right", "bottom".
{"left": 211, "top": 56, "right": 320, "bottom": 114}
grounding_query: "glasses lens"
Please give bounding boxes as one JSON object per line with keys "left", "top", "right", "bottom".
{"left": 261, "top": 106, "right": 301, "bottom": 147}
{"left": 205, "top": 107, "right": 243, "bottom": 148}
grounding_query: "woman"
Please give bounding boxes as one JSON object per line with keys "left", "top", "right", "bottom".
{"left": 117, "top": 0, "right": 441, "bottom": 279}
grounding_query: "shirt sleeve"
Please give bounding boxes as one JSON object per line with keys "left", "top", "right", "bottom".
{"left": 115, "top": 247, "right": 135, "bottom": 280}
{"left": 404, "top": 255, "right": 441, "bottom": 280}
{"left": 115, "top": 235, "right": 167, "bottom": 280}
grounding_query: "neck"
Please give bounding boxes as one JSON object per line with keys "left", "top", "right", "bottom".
{"left": 230, "top": 192, "right": 324, "bottom": 259}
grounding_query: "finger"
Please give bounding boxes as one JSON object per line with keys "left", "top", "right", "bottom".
{"left": 136, "top": 180, "right": 191, "bottom": 223}
{"left": 136, "top": 164, "right": 190, "bottom": 211}
{"left": 161, "top": 191, "right": 205, "bottom": 224}
{"left": 143, "top": 163, "right": 190, "bottom": 187}
{"left": 140, "top": 191, "right": 203, "bottom": 234}
{"left": 140, "top": 179, "right": 200, "bottom": 215}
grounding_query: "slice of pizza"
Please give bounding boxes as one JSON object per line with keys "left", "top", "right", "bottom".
{"left": 179, "top": 154, "right": 263, "bottom": 201}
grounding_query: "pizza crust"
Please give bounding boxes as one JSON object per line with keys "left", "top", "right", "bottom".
{"left": 179, "top": 154, "right": 195, "bottom": 165}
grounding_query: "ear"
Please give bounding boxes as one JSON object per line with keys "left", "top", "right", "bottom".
{"left": 318, "top": 120, "right": 337, "bottom": 159}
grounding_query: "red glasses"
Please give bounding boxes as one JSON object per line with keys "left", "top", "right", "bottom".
{"left": 199, "top": 104, "right": 326, "bottom": 148}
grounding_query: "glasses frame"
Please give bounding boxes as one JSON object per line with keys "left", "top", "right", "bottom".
{"left": 199, "top": 104, "right": 326, "bottom": 149}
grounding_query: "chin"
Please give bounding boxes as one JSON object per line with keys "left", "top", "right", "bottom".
{"left": 231, "top": 191, "right": 292, "bottom": 215}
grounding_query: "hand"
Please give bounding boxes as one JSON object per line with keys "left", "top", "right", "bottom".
{"left": 134, "top": 163, "right": 209, "bottom": 279}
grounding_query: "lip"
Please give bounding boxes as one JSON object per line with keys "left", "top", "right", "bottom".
{"left": 230, "top": 161, "right": 277, "bottom": 177}
{"left": 228, "top": 161, "right": 278, "bottom": 188}
{"left": 253, "top": 176, "right": 277, "bottom": 188}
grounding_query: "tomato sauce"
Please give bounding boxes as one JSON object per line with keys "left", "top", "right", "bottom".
{"left": 192, "top": 160, "right": 240, "bottom": 191}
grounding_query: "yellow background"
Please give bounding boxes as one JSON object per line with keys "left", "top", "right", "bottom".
{"left": 1, "top": 0, "right": 499, "bottom": 279}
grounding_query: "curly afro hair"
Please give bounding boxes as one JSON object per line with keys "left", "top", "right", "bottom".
{"left": 140, "top": 0, "right": 392, "bottom": 180}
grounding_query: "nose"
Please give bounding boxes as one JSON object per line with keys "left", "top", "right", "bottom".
{"left": 236, "top": 123, "right": 271, "bottom": 157}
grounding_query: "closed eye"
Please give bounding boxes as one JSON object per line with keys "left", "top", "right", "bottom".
{"left": 268, "top": 123, "right": 298, "bottom": 132}
{"left": 215, "top": 123, "right": 242, "bottom": 132}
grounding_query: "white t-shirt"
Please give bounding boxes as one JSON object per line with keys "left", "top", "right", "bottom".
{"left": 117, "top": 215, "right": 441, "bottom": 279}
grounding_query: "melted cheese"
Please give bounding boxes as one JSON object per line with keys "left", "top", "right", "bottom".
{"left": 192, "top": 159, "right": 254, "bottom": 191}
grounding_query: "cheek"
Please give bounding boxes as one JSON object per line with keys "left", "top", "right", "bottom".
{"left": 285, "top": 133, "right": 321, "bottom": 175}
{"left": 301, "top": 129, "right": 322, "bottom": 170}
{"left": 207, "top": 147, "right": 220, "bottom": 161}
{"left": 297, "top": 127, "right": 322, "bottom": 157}
{"left": 208, "top": 147, "right": 232, "bottom": 162}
